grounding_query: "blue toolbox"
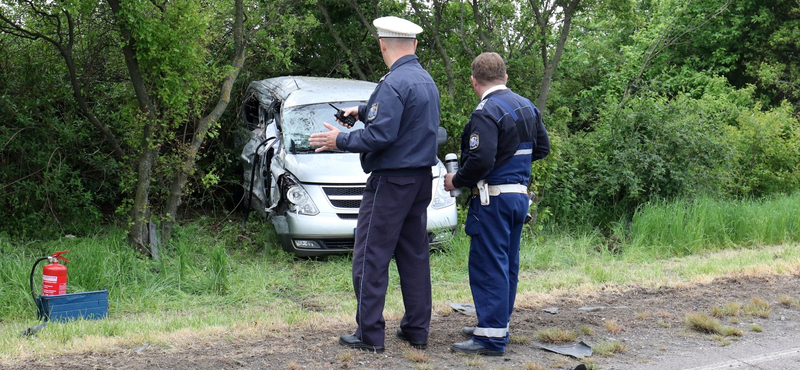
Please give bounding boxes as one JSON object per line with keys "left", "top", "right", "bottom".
{"left": 35, "top": 290, "right": 109, "bottom": 322}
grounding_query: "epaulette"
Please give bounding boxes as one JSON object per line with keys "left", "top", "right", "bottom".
{"left": 379, "top": 71, "right": 391, "bottom": 82}
{"left": 475, "top": 99, "right": 488, "bottom": 111}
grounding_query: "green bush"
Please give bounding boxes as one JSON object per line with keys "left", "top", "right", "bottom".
{"left": 541, "top": 81, "right": 800, "bottom": 228}
{"left": 728, "top": 102, "right": 800, "bottom": 197}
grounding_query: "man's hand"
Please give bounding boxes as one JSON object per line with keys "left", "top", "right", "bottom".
{"left": 309, "top": 122, "right": 341, "bottom": 152}
{"left": 333, "top": 106, "right": 359, "bottom": 127}
{"left": 342, "top": 106, "right": 359, "bottom": 123}
{"left": 444, "top": 173, "right": 456, "bottom": 191}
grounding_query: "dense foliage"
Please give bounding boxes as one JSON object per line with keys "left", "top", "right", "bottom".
{"left": 1, "top": 0, "right": 798, "bottom": 241}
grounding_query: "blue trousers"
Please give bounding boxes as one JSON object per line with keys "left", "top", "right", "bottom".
{"left": 465, "top": 193, "right": 528, "bottom": 352}
{"left": 352, "top": 172, "right": 432, "bottom": 347}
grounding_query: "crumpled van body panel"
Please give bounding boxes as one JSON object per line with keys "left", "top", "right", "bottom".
{"left": 240, "top": 76, "right": 457, "bottom": 257}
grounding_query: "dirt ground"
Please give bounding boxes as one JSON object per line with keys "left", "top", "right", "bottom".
{"left": 4, "top": 274, "right": 800, "bottom": 370}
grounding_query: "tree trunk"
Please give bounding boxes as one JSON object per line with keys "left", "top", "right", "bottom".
{"left": 162, "top": 0, "right": 247, "bottom": 243}
{"left": 410, "top": 0, "right": 455, "bottom": 97}
{"left": 471, "top": 0, "right": 493, "bottom": 52}
{"left": 529, "top": 0, "right": 581, "bottom": 114}
{"left": 107, "top": 0, "right": 161, "bottom": 256}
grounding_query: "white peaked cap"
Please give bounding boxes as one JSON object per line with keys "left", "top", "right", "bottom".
{"left": 373, "top": 16, "right": 423, "bottom": 38}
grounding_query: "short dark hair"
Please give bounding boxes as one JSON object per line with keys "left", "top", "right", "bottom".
{"left": 472, "top": 52, "right": 506, "bottom": 86}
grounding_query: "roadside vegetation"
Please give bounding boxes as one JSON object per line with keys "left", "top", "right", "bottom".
{"left": 2, "top": 0, "right": 800, "bottom": 364}
{"left": 2, "top": 193, "right": 799, "bottom": 359}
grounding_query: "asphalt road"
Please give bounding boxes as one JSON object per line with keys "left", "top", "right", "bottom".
{"left": 599, "top": 319, "right": 800, "bottom": 369}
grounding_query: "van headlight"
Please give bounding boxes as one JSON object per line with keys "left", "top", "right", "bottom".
{"left": 431, "top": 175, "right": 455, "bottom": 209}
{"left": 281, "top": 174, "right": 319, "bottom": 215}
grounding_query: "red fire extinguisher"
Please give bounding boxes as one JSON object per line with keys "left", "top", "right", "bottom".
{"left": 41, "top": 251, "right": 70, "bottom": 296}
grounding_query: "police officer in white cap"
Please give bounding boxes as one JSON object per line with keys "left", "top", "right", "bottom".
{"left": 309, "top": 16, "right": 441, "bottom": 353}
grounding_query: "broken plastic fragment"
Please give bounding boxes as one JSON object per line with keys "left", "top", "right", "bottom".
{"left": 449, "top": 302, "right": 477, "bottom": 316}
{"left": 533, "top": 340, "right": 593, "bottom": 359}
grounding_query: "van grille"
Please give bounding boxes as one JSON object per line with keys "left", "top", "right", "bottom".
{"left": 330, "top": 200, "right": 361, "bottom": 208}
{"left": 323, "top": 186, "right": 364, "bottom": 210}
{"left": 323, "top": 187, "right": 364, "bottom": 196}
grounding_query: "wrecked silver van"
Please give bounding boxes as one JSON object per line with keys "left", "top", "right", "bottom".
{"left": 240, "top": 76, "right": 457, "bottom": 257}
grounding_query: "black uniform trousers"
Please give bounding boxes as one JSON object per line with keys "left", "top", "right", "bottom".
{"left": 352, "top": 171, "right": 432, "bottom": 347}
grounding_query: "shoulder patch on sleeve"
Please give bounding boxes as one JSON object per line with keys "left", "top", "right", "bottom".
{"left": 367, "top": 103, "right": 379, "bottom": 121}
{"left": 469, "top": 132, "right": 480, "bottom": 150}
{"left": 475, "top": 99, "right": 488, "bottom": 111}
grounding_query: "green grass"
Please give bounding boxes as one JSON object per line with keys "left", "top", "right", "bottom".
{"left": 592, "top": 340, "right": 627, "bottom": 356}
{"left": 685, "top": 313, "right": 743, "bottom": 337}
{"left": 628, "top": 193, "right": 800, "bottom": 258}
{"left": 1, "top": 192, "right": 800, "bottom": 359}
{"left": 535, "top": 328, "right": 577, "bottom": 344}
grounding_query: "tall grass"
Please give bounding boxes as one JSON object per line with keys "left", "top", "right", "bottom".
{"left": 1, "top": 193, "right": 800, "bottom": 359}
{"left": 628, "top": 193, "right": 800, "bottom": 258}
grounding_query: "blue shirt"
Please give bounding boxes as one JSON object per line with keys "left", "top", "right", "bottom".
{"left": 453, "top": 88, "right": 550, "bottom": 188}
{"left": 336, "top": 55, "right": 441, "bottom": 174}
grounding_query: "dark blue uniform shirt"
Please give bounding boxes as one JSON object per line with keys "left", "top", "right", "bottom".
{"left": 452, "top": 88, "right": 549, "bottom": 188}
{"left": 336, "top": 55, "right": 441, "bottom": 175}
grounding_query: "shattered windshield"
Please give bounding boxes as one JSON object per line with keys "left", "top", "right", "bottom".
{"left": 282, "top": 102, "right": 366, "bottom": 153}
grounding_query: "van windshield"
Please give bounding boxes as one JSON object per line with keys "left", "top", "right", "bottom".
{"left": 282, "top": 102, "right": 366, "bottom": 153}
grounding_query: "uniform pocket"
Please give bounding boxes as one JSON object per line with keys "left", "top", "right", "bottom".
{"left": 386, "top": 176, "right": 415, "bottom": 186}
{"left": 464, "top": 206, "right": 481, "bottom": 237}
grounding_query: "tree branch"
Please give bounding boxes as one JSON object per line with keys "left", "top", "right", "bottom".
{"left": 410, "top": 0, "right": 455, "bottom": 96}
{"left": 471, "top": 0, "right": 493, "bottom": 51}
{"left": 0, "top": 5, "right": 126, "bottom": 159}
{"left": 318, "top": 1, "right": 367, "bottom": 80}
{"left": 344, "top": 0, "right": 378, "bottom": 41}
{"left": 162, "top": 0, "right": 248, "bottom": 242}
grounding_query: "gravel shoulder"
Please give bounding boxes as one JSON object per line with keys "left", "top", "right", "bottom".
{"left": 4, "top": 273, "right": 800, "bottom": 369}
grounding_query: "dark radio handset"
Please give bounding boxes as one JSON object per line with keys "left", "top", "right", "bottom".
{"left": 329, "top": 103, "right": 356, "bottom": 128}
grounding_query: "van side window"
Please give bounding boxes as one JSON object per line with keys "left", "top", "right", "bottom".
{"left": 242, "top": 95, "right": 264, "bottom": 131}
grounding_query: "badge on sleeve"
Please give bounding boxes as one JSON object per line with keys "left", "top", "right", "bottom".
{"left": 469, "top": 133, "right": 480, "bottom": 150}
{"left": 367, "top": 103, "right": 379, "bottom": 121}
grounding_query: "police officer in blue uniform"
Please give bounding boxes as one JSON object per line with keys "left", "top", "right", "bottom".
{"left": 309, "top": 16, "right": 440, "bottom": 353}
{"left": 444, "top": 52, "right": 550, "bottom": 356}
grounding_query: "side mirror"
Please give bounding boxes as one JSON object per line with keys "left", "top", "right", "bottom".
{"left": 437, "top": 126, "right": 448, "bottom": 147}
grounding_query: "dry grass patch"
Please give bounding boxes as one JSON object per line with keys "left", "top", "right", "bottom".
{"left": 776, "top": 294, "right": 800, "bottom": 309}
{"left": 685, "top": 313, "right": 743, "bottom": 337}
{"left": 604, "top": 319, "right": 622, "bottom": 334}
{"left": 777, "top": 294, "right": 796, "bottom": 308}
{"left": 337, "top": 351, "right": 353, "bottom": 361}
{"left": 579, "top": 325, "right": 594, "bottom": 336}
{"left": 535, "top": 328, "right": 577, "bottom": 344}
{"left": 743, "top": 297, "right": 771, "bottom": 318}
{"left": 635, "top": 311, "right": 650, "bottom": 320}
{"left": 509, "top": 335, "right": 532, "bottom": 345}
{"left": 404, "top": 349, "right": 429, "bottom": 363}
{"left": 710, "top": 334, "right": 733, "bottom": 346}
{"left": 711, "top": 302, "right": 741, "bottom": 317}
{"left": 657, "top": 319, "right": 670, "bottom": 328}
{"left": 593, "top": 340, "right": 627, "bottom": 356}
{"left": 523, "top": 362, "right": 547, "bottom": 370}
{"left": 750, "top": 325, "right": 763, "bottom": 332}
{"left": 465, "top": 356, "right": 484, "bottom": 367}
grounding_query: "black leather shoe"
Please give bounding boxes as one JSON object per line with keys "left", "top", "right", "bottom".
{"left": 461, "top": 326, "right": 475, "bottom": 337}
{"left": 339, "top": 334, "right": 385, "bottom": 353}
{"left": 450, "top": 339, "right": 504, "bottom": 356}
{"left": 396, "top": 328, "right": 428, "bottom": 350}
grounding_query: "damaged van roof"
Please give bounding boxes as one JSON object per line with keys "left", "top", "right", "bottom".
{"left": 247, "top": 76, "right": 377, "bottom": 108}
